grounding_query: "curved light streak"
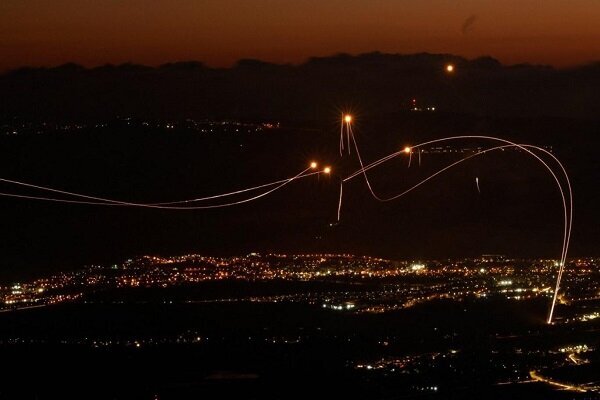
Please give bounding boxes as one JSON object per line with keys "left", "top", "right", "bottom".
{"left": 0, "top": 168, "right": 319, "bottom": 210}
{"left": 344, "top": 135, "right": 572, "bottom": 324}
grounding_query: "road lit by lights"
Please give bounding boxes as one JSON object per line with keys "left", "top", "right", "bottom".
{"left": 529, "top": 370, "right": 587, "bottom": 392}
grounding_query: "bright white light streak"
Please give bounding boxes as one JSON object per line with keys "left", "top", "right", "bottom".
{"left": 337, "top": 181, "right": 343, "bottom": 222}
{"left": 340, "top": 113, "right": 345, "bottom": 156}
{"left": 344, "top": 135, "right": 572, "bottom": 324}
{"left": 346, "top": 120, "right": 353, "bottom": 155}
{"left": 345, "top": 139, "right": 572, "bottom": 279}
{"left": 0, "top": 168, "right": 319, "bottom": 210}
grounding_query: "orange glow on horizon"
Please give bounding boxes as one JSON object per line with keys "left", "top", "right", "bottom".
{"left": 1, "top": 2, "right": 597, "bottom": 70}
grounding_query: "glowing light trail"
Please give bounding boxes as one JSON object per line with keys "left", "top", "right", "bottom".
{"left": 338, "top": 116, "right": 573, "bottom": 321}
{"left": 342, "top": 134, "right": 572, "bottom": 324}
{"left": 340, "top": 114, "right": 354, "bottom": 156}
{"left": 337, "top": 181, "right": 343, "bottom": 222}
{"left": 1, "top": 108, "right": 574, "bottom": 325}
{"left": 339, "top": 113, "right": 345, "bottom": 156}
{"left": 0, "top": 168, "right": 324, "bottom": 210}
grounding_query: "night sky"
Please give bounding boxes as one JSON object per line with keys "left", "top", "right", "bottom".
{"left": 1, "top": 0, "right": 600, "bottom": 71}
{"left": 1, "top": 4, "right": 599, "bottom": 396}
{"left": 0, "top": 1, "right": 598, "bottom": 280}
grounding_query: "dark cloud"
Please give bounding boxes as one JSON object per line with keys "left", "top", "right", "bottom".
{"left": 461, "top": 15, "right": 477, "bottom": 35}
{"left": 1, "top": 52, "right": 599, "bottom": 120}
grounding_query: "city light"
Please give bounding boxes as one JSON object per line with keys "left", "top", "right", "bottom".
{"left": 0, "top": 120, "right": 574, "bottom": 326}
{"left": 446, "top": 64, "right": 455, "bottom": 73}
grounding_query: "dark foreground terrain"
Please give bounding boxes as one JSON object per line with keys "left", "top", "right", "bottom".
{"left": 1, "top": 288, "right": 599, "bottom": 399}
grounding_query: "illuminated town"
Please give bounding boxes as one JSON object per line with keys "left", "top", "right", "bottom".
{"left": 1, "top": 253, "right": 598, "bottom": 395}
{"left": 3, "top": 253, "right": 598, "bottom": 317}
{"left": 1, "top": 117, "right": 281, "bottom": 136}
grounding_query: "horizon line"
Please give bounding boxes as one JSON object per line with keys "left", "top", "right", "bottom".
{"left": 3, "top": 51, "right": 599, "bottom": 75}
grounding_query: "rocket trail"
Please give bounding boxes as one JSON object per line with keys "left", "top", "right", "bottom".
{"left": 347, "top": 120, "right": 353, "bottom": 155}
{"left": 0, "top": 170, "right": 318, "bottom": 206}
{"left": 0, "top": 168, "right": 323, "bottom": 210}
{"left": 342, "top": 134, "right": 572, "bottom": 324}
{"left": 337, "top": 181, "right": 343, "bottom": 222}
{"left": 339, "top": 113, "right": 345, "bottom": 156}
{"left": 2, "top": 106, "right": 574, "bottom": 325}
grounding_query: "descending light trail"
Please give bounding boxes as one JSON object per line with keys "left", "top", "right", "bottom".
{"left": 340, "top": 114, "right": 353, "bottom": 156}
{"left": 0, "top": 109, "right": 574, "bottom": 325}
{"left": 0, "top": 167, "right": 325, "bottom": 210}
{"left": 337, "top": 181, "right": 343, "bottom": 222}
{"left": 340, "top": 113, "right": 345, "bottom": 156}
{"left": 340, "top": 129, "right": 572, "bottom": 324}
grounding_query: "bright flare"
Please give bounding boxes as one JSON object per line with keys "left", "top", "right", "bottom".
{"left": 404, "top": 146, "right": 411, "bottom": 154}
{"left": 323, "top": 167, "right": 332, "bottom": 174}
{"left": 310, "top": 162, "right": 318, "bottom": 169}
{"left": 446, "top": 64, "right": 455, "bottom": 73}
{"left": 344, "top": 115, "right": 352, "bottom": 123}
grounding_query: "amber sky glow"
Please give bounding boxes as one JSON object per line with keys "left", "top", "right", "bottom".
{"left": 1, "top": 0, "right": 599, "bottom": 70}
